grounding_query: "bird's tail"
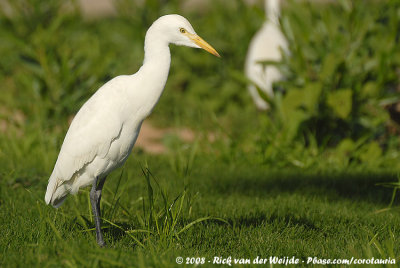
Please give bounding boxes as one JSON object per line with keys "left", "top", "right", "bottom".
{"left": 45, "top": 171, "right": 69, "bottom": 208}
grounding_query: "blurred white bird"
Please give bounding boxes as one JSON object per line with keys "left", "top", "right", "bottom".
{"left": 245, "top": 0, "right": 287, "bottom": 110}
{"left": 45, "top": 14, "right": 220, "bottom": 246}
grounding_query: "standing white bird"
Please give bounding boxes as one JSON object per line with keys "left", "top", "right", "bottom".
{"left": 245, "top": 0, "right": 287, "bottom": 110}
{"left": 45, "top": 14, "right": 220, "bottom": 246}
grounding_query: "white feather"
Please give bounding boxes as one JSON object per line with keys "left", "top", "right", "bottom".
{"left": 245, "top": 0, "right": 288, "bottom": 110}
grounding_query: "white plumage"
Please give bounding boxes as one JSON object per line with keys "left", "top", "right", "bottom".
{"left": 45, "top": 14, "right": 219, "bottom": 246}
{"left": 245, "top": 0, "right": 288, "bottom": 110}
{"left": 45, "top": 75, "right": 140, "bottom": 207}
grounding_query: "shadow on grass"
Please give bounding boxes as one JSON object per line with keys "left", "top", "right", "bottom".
{"left": 102, "top": 222, "right": 139, "bottom": 243}
{"left": 229, "top": 211, "right": 319, "bottom": 230}
{"left": 78, "top": 221, "right": 145, "bottom": 246}
{"left": 207, "top": 171, "right": 398, "bottom": 205}
{"left": 70, "top": 171, "right": 398, "bottom": 243}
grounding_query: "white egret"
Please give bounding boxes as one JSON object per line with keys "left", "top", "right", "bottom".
{"left": 45, "top": 14, "right": 220, "bottom": 246}
{"left": 245, "top": 0, "right": 287, "bottom": 110}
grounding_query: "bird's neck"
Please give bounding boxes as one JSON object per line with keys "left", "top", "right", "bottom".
{"left": 133, "top": 32, "right": 171, "bottom": 117}
{"left": 143, "top": 31, "right": 171, "bottom": 67}
{"left": 140, "top": 41, "right": 171, "bottom": 87}
{"left": 266, "top": 0, "right": 281, "bottom": 25}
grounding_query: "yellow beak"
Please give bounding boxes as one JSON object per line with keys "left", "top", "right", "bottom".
{"left": 188, "top": 33, "right": 221, "bottom": 57}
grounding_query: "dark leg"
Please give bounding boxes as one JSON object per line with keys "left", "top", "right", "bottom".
{"left": 90, "top": 176, "right": 107, "bottom": 247}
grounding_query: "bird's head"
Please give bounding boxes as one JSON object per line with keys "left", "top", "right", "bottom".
{"left": 148, "top": 14, "right": 220, "bottom": 57}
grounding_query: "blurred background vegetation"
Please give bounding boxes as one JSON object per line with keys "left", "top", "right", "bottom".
{"left": 1, "top": 0, "right": 400, "bottom": 265}
{"left": 0, "top": 0, "right": 400, "bottom": 173}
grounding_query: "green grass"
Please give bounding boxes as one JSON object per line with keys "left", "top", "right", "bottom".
{"left": 1, "top": 0, "right": 400, "bottom": 266}
{"left": 1, "top": 148, "right": 399, "bottom": 266}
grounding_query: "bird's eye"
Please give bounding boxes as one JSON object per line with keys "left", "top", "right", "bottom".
{"left": 179, "top": 28, "right": 186, "bottom": 34}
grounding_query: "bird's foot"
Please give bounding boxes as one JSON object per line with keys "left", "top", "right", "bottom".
{"left": 97, "top": 238, "right": 106, "bottom": 247}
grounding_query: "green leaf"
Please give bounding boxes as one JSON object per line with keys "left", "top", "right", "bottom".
{"left": 359, "top": 142, "right": 382, "bottom": 164}
{"left": 336, "top": 138, "right": 356, "bottom": 155}
{"left": 302, "top": 83, "right": 322, "bottom": 112}
{"left": 338, "top": 0, "right": 353, "bottom": 13}
{"left": 360, "top": 82, "right": 379, "bottom": 98}
{"left": 327, "top": 89, "right": 353, "bottom": 119}
{"left": 320, "top": 53, "right": 340, "bottom": 82}
{"left": 280, "top": 83, "right": 322, "bottom": 141}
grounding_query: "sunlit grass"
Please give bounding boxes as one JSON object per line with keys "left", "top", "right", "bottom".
{"left": 1, "top": 155, "right": 400, "bottom": 266}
